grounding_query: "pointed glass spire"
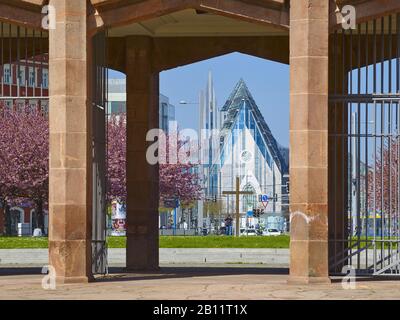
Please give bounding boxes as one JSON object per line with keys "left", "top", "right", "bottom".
{"left": 221, "top": 78, "right": 254, "bottom": 112}
{"left": 220, "top": 78, "right": 289, "bottom": 174}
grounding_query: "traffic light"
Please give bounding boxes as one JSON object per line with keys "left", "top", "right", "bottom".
{"left": 252, "top": 208, "right": 265, "bottom": 218}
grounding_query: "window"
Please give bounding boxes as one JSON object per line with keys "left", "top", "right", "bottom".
{"left": 29, "top": 100, "right": 38, "bottom": 111}
{"left": 161, "top": 102, "right": 169, "bottom": 131}
{"left": 16, "top": 100, "right": 25, "bottom": 111}
{"left": 226, "top": 134, "right": 231, "bottom": 157}
{"left": 28, "top": 67, "right": 35, "bottom": 87}
{"left": 3, "top": 65, "right": 12, "bottom": 84}
{"left": 254, "top": 125, "right": 274, "bottom": 169}
{"left": 265, "top": 149, "right": 272, "bottom": 168}
{"left": 168, "top": 105, "right": 175, "bottom": 121}
{"left": 238, "top": 107, "right": 245, "bottom": 129}
{"left": 4, "top": 100, "right": 12, "bottom": 110}
{"left": 18, "top": 66, "right": 26, "bottom": 86}
{"left": 41, "top": 101, "right": 49, "bottom": 114}
{"left": 42, "top": 69, "right": 49, "bottom": 88}
{"left": 246, "top": 106, "right": 250, "bottom": 128}
{"left": 249, "top": 113, "right": 255, "bottom": 140}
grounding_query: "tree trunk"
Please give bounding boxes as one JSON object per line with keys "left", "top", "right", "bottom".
{"left": 35, "top": 199, "right": 45, "bottom": 234}
{"left": 4, "top": 200, "right": 11, "bottom": 236}
{"left": 0, "top": 199, "right": 5, "bottom": 235}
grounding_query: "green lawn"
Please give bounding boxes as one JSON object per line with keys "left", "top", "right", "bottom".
{"left": 113, "top": 235, "right": 290, "bottom": 248}
{"left": 0, "top": 236, "right": 49, "bottom": 249}
{"left": 2, "top": 236, "right": 398, "bottom": 250}
{"left": 0, "top": 235, "right": 290, "bottom": 249}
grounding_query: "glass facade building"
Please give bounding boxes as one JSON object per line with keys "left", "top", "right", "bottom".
{"left": 200, "top": 78, "right": 289, "bottom": 232}
{"left": 107, "top": 78, "right": 175, "bottom": 131}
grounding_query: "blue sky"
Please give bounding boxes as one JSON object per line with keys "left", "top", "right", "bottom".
{"left": 110, "top": 52, "right": 290, "bottom": 147}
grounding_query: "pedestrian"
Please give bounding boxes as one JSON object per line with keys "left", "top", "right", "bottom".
{"left": 225, "top": 215, "right": 233, "bottom": 236}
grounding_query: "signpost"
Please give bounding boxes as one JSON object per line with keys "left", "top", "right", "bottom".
{"left": 222, "top": 176, "right": 254, "bottom": 237}
{"left": 259, "top": 194, "right": 269, "bottom": 208}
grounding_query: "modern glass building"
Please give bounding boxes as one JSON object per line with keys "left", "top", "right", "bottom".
{"left": 201, "top": 78, "right": 289, "bottom": 232}
{"left": 107, "top": 78, "right": 175, "bottom": 131}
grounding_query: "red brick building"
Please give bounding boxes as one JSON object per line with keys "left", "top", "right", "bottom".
{"left": 0, "top": 54, "right": 49, "bottom": 111}
{"left": 0, "top": 54, "right": 49, "bottom": 236}
{"left": 0, "top": 205, "right": 48, "bottom": 236}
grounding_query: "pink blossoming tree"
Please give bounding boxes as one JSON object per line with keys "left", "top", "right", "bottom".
{"left": 106, "top": 119, "right": 201, "bottom": 208}
{"left": 106, "top": 113, "right": 127, "bottom": 203}
{"left": 0, "top": 105, "right": 49, "bottom": 234}
{"left": 0, "top": 105, "right": 201, "bottom": 235}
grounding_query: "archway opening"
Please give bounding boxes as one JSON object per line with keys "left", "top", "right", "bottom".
{"left": 100, "top": 4, "right": 291, "bottom": 274}
{"left": 105, "top": 50, "right": 290, "bottom": 270}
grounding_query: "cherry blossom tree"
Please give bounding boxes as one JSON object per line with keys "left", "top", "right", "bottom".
{"left": 106, "top": 119, "right": 202, "bottom": 208}
{"left": 0, "top": 105, "right": 49, "bottom": 234}
{"left": 367, "top": 138, "right": 399, "bottom": 217}
{"left": 159, "top": 162, "right": 202, "bottom": 207}
{"left": 0, "top": 159, "right": 11, "bottom": 235}
{"left": 106, "top": 113, "right": 126, "bottom": 203}
{"left": 0, "top": 104, "right": 202, "bottom": 235}
{"left": 158, "top": 133, "right": 202, "bottom": 208}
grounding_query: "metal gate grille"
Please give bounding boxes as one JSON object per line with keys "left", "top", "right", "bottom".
{"left": 329, "top": 13, "right": 400, "bottom": 276}
{"left": 0, "top": 22, "right": 49, "bottom": 236}
{"left": 91, "top": 31, "right": 108, "bottom": 275}
{"left": 0, "top": 22, "right": 48, "bottom": 109}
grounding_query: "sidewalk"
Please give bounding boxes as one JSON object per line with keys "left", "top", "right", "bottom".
{"left": 1, "top": 249, "right": 400, "bottom": 300}
{"left": 0, "top": 248, "right": 289, "bottom": 267}
{"left": 1, "top": 267, "right": 400, "bottom": 300}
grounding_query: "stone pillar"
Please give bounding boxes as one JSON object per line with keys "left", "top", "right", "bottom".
{"left": 126, "top": 36, "right": 159, "bottom": 271}
{"left": 289, "top": 0, "right": 330, "bottom": 284}
{"left": 48, "top": 0, "right": 92, "bottom": 283}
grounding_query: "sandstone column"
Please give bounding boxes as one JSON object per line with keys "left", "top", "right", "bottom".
{"left": 48, "top": 0, "right": 92, "bottom": 283}
{"left": 289, "top": 0, "right": 330, "bottom": 284}
{"left": 126, "top": 36, "right": 159, "bottom": 271}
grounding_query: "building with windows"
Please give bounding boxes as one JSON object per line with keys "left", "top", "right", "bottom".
{"left": 107, "top": 78, "right": 126, "bottom": 114}
{"left": 0, "top": 205, "right": 49, "bottom": 237}
{"left": 0, "top": 54, "right": 49, "bottom": 236}
{"left": 199, "top": 77, "right": 289, "bottom": 233}
{"left": 107, "top": 78, "right": 175, "bottom": 131}
{"left": 0, "top": 54, "right": 49, "bottom": 111}
{"left": 159, "top": 94, "right": 176, "bottom": 132}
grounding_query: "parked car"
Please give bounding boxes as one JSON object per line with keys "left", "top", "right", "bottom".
{"left": 262, "top": 228, "right": 282, "bottom": 236}
{"left": 240, "top": 228, "right": 258, "bottom": 236}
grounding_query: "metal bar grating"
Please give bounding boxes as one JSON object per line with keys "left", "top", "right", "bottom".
{"left": 91, "top": 30, "right": 109, "bottom": 275}
{"left": 329, "top": 13, "right": 400, "bottom": 276}
{"left": 0, "top": 21, "right": 48, "bottom": 111}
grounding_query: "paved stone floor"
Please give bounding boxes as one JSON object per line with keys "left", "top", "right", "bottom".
{"left": 0, "top": 266, "right": 399, "bottom": 300}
